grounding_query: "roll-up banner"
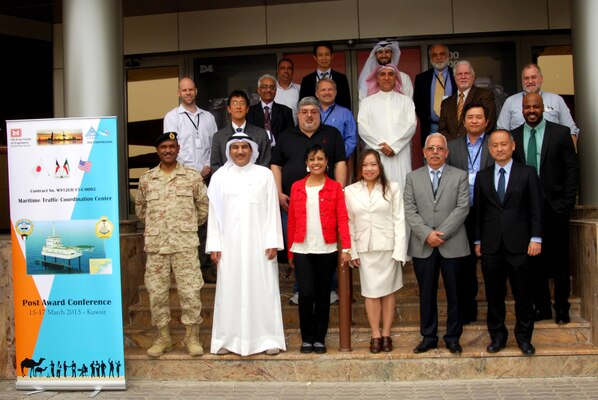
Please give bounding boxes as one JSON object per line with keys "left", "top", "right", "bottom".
{"left": 6, "top": 117, "right": 125, "bottom": 391}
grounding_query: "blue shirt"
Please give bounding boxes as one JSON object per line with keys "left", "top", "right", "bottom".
{"left": 319, "top": 103, "right": 357, "bottom": 158}
{"left": 467, "top": 133, "right": 485, "bottom": 206}
{"left": 429, "top": 68, "right": 454, "bottom": 121}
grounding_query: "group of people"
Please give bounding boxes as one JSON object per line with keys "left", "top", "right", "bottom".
{"left": 134, "top": 39, "right": 579, "bottom": 358}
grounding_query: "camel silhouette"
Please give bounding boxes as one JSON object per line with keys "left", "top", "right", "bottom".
{"left": 20, "top": 357, "right": 46, "bottom": 377}
{"left": 34, "top": 366, "right": 47, "bottom": 377}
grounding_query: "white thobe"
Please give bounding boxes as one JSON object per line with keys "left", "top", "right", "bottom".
{"left": 358, "top": 90, "right": 417, "bottom": 190}
{"left": 206, "top": 162, "right": 286, "bottom": 356}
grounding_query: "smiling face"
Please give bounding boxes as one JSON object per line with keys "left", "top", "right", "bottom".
{"left": 315, "top": 80, "right": 337, "bottom": 106}
{"left": 429, "top": 44, "right": 449, "bottom": 70}
{"left": 522, "top": 66, "right": 543, "bottom": 94}
{"left": 376, "top": 68, "right": 397, "bottom": 92}
{"left": 522, "top": 93, "right": 544, "bottom": 127}
{"left": 227, "top": 96, "right": 249, "bottom": 124}
{"left": 314, "top": 46, "right": 333, "bottom": 70}
{"left": 423, "top": 135, "right": 449, "bottom": 170}
{"left": 306, "top": 149, "right": 328, "bottom": 177}
{"left": 257, "top": 76, "right": 277, "bottom": 103}
{"left": 229, "top": 141, "right": 252, "bottom": 167}
{"left": 454, "top": 63, "right": 475, "bottom": 92}
{"left": 361, "top": 153, "right": 381, "bottom": 183}
{"left": 464, "top": 106, "right": 489, "bottom": 137}
{"left": 297, "top": 104, "right": 321, "bottom": 135}
{"left": 488, "top": 130, "right": 515, "bottom": 165}
{"left": 177, "top": 78, "right": 197, "bottom": 107}
{"left": 157, "top": 139, "right": 180, "bottom": 168}
{"left": 277, "top": 60, "right": 294, "bottom": 86}
{"left": 376, "top": 47, "right": 393, "bottom": 65}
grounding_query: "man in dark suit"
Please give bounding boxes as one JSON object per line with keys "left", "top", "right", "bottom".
{"left": 404, "top": 133, "right": 470, "bottom": 354}
{"left": 299, "top": 41, "right": 351, "bottom": 110}
{"left": 210, "top": 90, "right": 271, "bottom": 173}
{"left": 438, "top": 61, "right": 496, "bottom": 141}
{"left": 474, "top": 129, "right": 543, "bottom": 356}
{"left": 246, "top": 74, "right": 294, "bottom": 146}
{"left": 446, "top": 102, "right": 494, "bottom": 324}
{"left": 414, "top": 44, "right": 457, "bottom": 147}
{"left": 512, "top": 93, "right": 578, "bottom": 324}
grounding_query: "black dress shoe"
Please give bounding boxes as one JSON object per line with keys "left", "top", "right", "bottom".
{"left": 445, "top": 341, "right": 462, "bottom": 354}
{"left": 413, "top": 339, "right": 438, "bottom": 354}
{"left": 534, "top": 309, "right": 552, "bottom": 322}
{"left": 313, "top": 342, "right": 327, "bottom": 354}
{"left": 300, "top": 342, "right": 313, "bottom": 354}
{"left": 555, "top": 311, "right": 571, "bottom": 325}
{"left": 486, "top": 340, "right": 506, "bottom": 353}
{"left": 518, "top": 341, "right": 536, "bottom": 356}
{"left": 369, "top": 337, "right": 382, "bottom": 354}
{"left": 381, "top": 336, "right": 393, "bottom": 352}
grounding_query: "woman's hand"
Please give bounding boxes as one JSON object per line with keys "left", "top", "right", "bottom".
{"left": 351, "top": 258, "right": 360, "bottom": 268}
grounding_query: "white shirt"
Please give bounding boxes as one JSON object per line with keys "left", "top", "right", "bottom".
{"left": 275, "top": 81, "right": 301, "bottom": 124}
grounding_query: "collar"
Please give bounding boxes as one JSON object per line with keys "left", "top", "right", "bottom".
{"left": 524, "top": 118, "right": 546, "bottom": 132}
{"left": 427, "top": 164, "right": 446, "bottom": 174}
{"left": 177, "top": 104, "right": 200, "bottom": 115}
{"left": 467, "top": 133, "right": 485, "bottom": 146}
{"left": 232, "top": 121, "right": 247, "bottom": 131}
{"left": 458, "top": 87, "right": 471, "bottom": 98}
{"left": 317, "top": 68, "right": 332, "bottom": 77}
{"left": 261, "top": 101, "right": 274, "bottom": 109}
{"left": 494, "top": 159, "right": 513, "bottom": 174}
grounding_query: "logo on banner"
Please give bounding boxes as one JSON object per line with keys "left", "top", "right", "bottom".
{"left": 15, "top": 219, "right": 33, "bottom": 240}
{"left": 11, "top": 128, "right": 22, "bottom": 138}
{"left": 96, "top": 216, "right": 114, "bottom": 239}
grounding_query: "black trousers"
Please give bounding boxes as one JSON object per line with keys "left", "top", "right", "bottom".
{"left": 413, "top": 248, "right": 463, "bottom": 343}
{"left": 531, "top": 204, "right": 571, "bottom": 314}
{"left": 294, "top": 252, "right": 337, "bottom": 344}
{"left": 461, "top": 210, "right": 479, "bottom": 321}
{"left": 482, "top": 242, "right": 534, "bottom": 344}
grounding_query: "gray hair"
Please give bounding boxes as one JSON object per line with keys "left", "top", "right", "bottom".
{"left": 424, "top": 132, "right": 448, "bottom": 148}
{"left": 298, "top": 96, "right": 320, "bottom": 109}
{"left": 453, "top": 60, "right": 475, "bottom": 77}
{"left": 257, "top": 74, "right": 277, "bottom": 88}
{"left": 315, "top": 77, "right": 337, "bottom": 91}
{"left": 428, "top": 43, "right": 449, "bottom": 58}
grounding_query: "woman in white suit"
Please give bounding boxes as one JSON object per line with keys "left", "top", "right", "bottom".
{"left": 345, "top": 149, "right": 407, "bottom": 353}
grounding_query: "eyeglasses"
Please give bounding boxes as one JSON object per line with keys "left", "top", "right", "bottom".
{"left": 230, "top": 101, "right": 247, "bottom": 106}
{"left": 259, "top": 85, "right": 276, "bottom": 90}
{"left": 299, "top": 109, "right": 319, "bottom": 116}
{"left": 425, "top": 145, "right": 446, "bottom": 152}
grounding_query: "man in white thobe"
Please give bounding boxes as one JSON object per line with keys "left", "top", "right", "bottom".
{"left": 358, "top": 39, "right": 414, "bottom": 101}
{"left": 358, "top": 64, "right": 417, "bottom": 190}
{"left": 206, "top": 132, "right": 286, "bottom": 356}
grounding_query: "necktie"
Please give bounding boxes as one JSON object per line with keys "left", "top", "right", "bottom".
{"left": 320, "top": 72, "right": 328, "bottom": 79}
{"left": 497, "top": 168, "right": 506, "bottom": 203}
{"left": 527, "top": 128, "right": 538, "bottom": 173}
{"left": 264, "top": 106, "right": 272, "bottom": 132}
{"left": 457, "top": 92, "right": 465, "bottom": 121}
{"left": 433, "top": 73, "right": 445, "bottom": 116}
{"left": 235, "top": 127, "right": 243, "bottom": 132}
{"left": 431, "top": 170, "right": 440, "bottom": 195}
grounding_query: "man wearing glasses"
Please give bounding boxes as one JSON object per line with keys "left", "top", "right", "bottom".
{"left": 247, "top": 74, "right": 294, "bottom": 146}
{"left": 210, "top": 89, "right": 271, "bottom": 173}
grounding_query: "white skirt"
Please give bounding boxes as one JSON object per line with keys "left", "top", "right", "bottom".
{"left": 358, "top": 250, "right": 403, "bottom": 298}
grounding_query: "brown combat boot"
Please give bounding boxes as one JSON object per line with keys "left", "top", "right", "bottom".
{"left": 182, "top": 324, "right": 204, "bottom": 356}
{"left": 146, "top": 326, "right": 172, "bottom": 358}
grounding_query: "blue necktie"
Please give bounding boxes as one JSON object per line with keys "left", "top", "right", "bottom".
{"left": 497, "top": 168, "right": 506, "bottom": 203}
{"left": 235, "top": 127, "right": 243, "bottom": 132}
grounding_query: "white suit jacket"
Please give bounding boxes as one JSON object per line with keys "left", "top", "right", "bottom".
{"left": 344, "top": 180, "right": 407, "bottom": 263}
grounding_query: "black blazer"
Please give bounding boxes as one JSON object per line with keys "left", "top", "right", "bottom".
{"left": 446, "top": 134, "right": 494, "bottom": 173}
{"left": 299, "top": 69, "right": 352, "bottom": 110}
{"left": 512, "top": 120, "right": 578, "bottom": 215}
{"left": 414, "top": 67, "right": 456, "bottom": 143}
{"left": 474, "top": 161, "right": 543, "bottom": 255}
{"left": 438, "top": 86, "right": 496, "bottom": 141}
{"left": 246, "top": 102, "right": 294, "bottom": 141}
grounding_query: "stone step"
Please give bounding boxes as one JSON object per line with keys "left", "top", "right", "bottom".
{"left": 128, "top": 297, "right": 582, "bottom": 328}
{"left": 124, "top": 316, "right": 591, "bottom": 351}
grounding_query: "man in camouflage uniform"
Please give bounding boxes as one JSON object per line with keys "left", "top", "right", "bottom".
{"left": 135, "top": 132, "right": 208, "bottom": 357}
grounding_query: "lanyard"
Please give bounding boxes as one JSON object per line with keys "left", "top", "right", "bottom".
{"left": 467, "top": 138, "right": 483, "bottom": 171}
{"left": 321, "top": 104, "right": 336, "bottom": 125}
{"left": 184, "top": 112, "right": 200, "bottom": 132}
{"left": 435, "top": 72, "right": 445, "bottom": 89}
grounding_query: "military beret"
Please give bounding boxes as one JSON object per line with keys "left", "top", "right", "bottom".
{"left": 155, "top": 131, "right": 178, "bottom": 147}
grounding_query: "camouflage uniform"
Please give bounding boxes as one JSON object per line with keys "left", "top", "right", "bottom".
{"left": 135, "top": 162, "right": 208, "bottom": 328}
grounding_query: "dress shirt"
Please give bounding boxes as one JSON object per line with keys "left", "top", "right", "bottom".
{"left": 317, "top": 69, "right": 332, "bottom": 81}
{"left": 429, "top": 68, "right": 454, "bottom": 121}
{"left": 497, "top": 91, "right": 579, "bottom": 135}
{"left": 275, "top": 81, "right": 300, "bottom": 124}
{"left": 523, "top": 119, "right": 546, "bottom": 176}
{"left": 319, "top": 103, "right": 357, "bottom": 158}
{"left": 427, "top": 164, "right": 446, "bottom": 196}
{"left": 467, "top": 133, "right": 484, "bottom": 205}
{"left": 261, "top": 101, "right": 275, "bottom": 145}
{"left": 232, "top": 121, "right": 247, "bottom": 132}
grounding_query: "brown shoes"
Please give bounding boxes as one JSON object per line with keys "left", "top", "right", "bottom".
{"left": 369, "top": 337, "right": 382, "bottom": 354}
{"left": 381, "top": 336, "right": 393, "bottom": 352}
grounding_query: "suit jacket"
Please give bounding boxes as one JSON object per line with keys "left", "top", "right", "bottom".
{"left": 414, "top": 67, "right": 457, "bottom": 140}
{"left": 345, "top": 181, "right": 407, "bottom": 262}
{"left": 512, "top": 120, "right": 578, "bottom": 215}
{"left": 246, "top": 102, "right": 294, "bottom": 142}
{"left": 446, "top": 134, "right": 494, "bottom": 173}
{"left": 404, "top": 164, "right": 470, "bottom": 259}
{"left": 299, "top": 69, "right": 352, "bottom": 110}
{"left": 438, "top": 86, "right": 496, "bottom": 141}
{"left": 474, "top": 161, "right": 543, "bottom": 255}
{"left": 210, "top": 123, "right": 271, "bottom": 173}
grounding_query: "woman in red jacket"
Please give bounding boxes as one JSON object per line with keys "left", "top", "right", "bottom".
{"left": 288, "top": 144, "right": 352, "bottom": 354}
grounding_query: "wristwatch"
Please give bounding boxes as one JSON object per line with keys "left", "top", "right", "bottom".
{"left": 341, "top": 249, "right": 351, "bottom": 255}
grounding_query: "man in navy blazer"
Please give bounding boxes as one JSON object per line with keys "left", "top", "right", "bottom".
{"left": 414, "top": 44, "right": 457, "bottom": 147}
{"left": 446, "top": 102, "right": 494, "bottom": 324}
{"left": 247, "top": 74, "right": 294, "bottom": 145}
{"left": 299, "top": 41, "right": 351, "bottom": 110}
{"left": 511, "top": 93, "right": 578, "bottom": 324}
{"left": 474, "top": 129, "right": 543, "bottom": 356}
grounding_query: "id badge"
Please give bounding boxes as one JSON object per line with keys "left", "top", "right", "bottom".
{"left": 195, "top": 136, "right": 202, "bottom": 149}
{"left": 469, "top": 171, "right": 477, "bottom": 186}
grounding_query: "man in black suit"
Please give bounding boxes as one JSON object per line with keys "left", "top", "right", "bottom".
{"left": 414, "top": 44, "right": 457, "bottom": 147}
{"left": 247, "top": 74, "right": 294, "bottom": 146}
{"left": 299, "top": 41, "right": 351, "bottom": 110}
{"left": 474, "top": 129, "right": 543, "bottom": 356}
{"left": 446, "top": 102, "right": 494, "bottom": 324}
{"left": 512, "top": 93, "right": 578, "bottom": 324}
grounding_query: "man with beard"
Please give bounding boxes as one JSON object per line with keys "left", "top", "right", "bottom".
{"left": 498, "top": 64, "right": 579, "bottom": 147}
{"left": 414, "top": 44, "right": 457, "bottom": 146}
{"left": 358, "top": 39, "right": 414, "bottom": 101}
{"left": 511, "top": 93, "right": 578, "bottom": 324}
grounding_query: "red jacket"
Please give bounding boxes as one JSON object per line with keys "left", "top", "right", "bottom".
{"left": 287, "top": 175, "right": 351, "bottom": 259}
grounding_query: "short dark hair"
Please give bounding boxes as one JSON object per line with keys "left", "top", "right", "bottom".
{"left": 304, "top": 144, "right": 328, "bottom": 162}
{"left": 462, "top": 102, "right": 488, "bottom": 119}
{"left": 312, "top": 41, "right": 333, "bottom": 56}
{"left": 226, "top": 90, "right": 249, "bottom": 106}
{"left": 278, "top": 58, "right": 294, "bottom": 68}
